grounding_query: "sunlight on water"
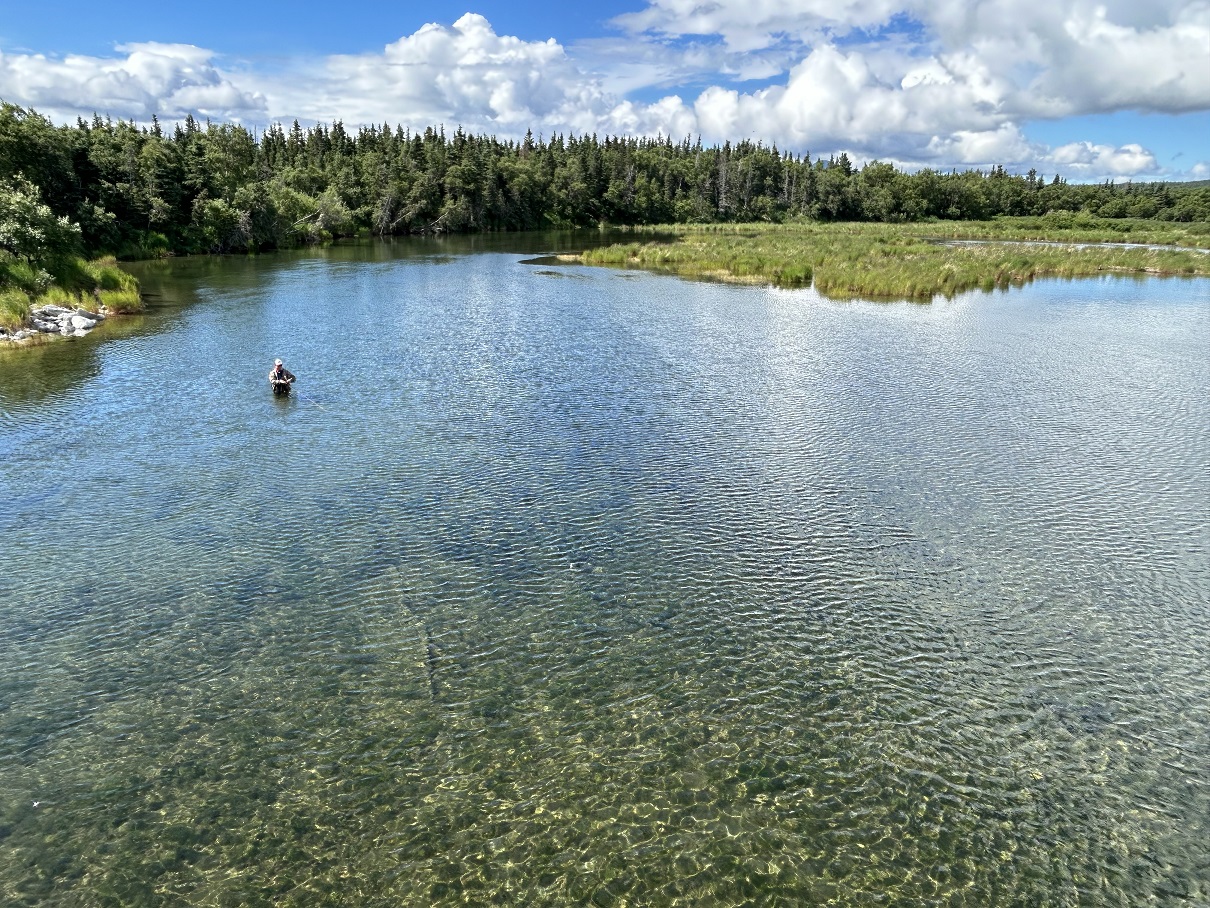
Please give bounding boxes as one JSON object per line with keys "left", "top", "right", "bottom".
{"left": 1, "top": 237, "right": 1208, "bottom": 905}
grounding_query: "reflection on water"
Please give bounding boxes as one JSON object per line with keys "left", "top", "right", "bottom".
{"left": 0, "top": 238, "right": 1208, "bottom": 906}
{"left": 0, "top": 307, "right": 161, "bottom": 411}
{"left": 0, "top": 338, "right": 103, "bottom": 410}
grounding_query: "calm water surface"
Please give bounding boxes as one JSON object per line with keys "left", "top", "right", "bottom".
{"left": 1, "top": 235, "right": 1208, "bottom": 906}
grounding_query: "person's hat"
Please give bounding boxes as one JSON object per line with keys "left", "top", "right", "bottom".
{"left": 274, "top": 358, "right": 283, "bottom": 365}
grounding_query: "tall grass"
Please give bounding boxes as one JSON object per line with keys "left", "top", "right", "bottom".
{"left": 86, "top": 256, "right": 139, "bottom": 293}
{"left": 37, "top": 286, "right": 78, "bottom": 306}
{"left": 44, "top": 255, "right": 139, "bottom": 295}
{"left": 0, "top": 288, "right": 31, "bottom": 331}
{"left": 0, "top": 259, "right": 51, "bottom": 296}
{"left": 96, "top": 289, "right": 142, "bottom": 313}
{"left": 581, "top": 220, "right": 1210, "bottom": 299}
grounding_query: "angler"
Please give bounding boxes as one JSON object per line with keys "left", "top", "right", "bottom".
{"left": 269, "top": 358, "right": 296, "bottom": 395}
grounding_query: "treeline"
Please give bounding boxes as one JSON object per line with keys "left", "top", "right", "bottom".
{"left": 2, "top": 102, "right": 1209, "bottom": 261}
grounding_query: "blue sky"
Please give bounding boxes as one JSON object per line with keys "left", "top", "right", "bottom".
{"left": 1, "top": 0, "right": 1207, "bottom": 181}
{"left": 0, "top": 2, "right": 639, "bottom": 56}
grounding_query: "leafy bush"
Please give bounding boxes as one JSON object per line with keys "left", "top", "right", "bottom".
{"left": 118, "top": 231, "right": 172, "bottom": 260}
{"left": 0, "top": 173, "right": 81, "bottom": 262}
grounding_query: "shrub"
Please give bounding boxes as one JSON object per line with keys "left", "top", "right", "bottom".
{"left": 118, "top": 231, "right": 172, "bottom": 261}
{"left": 0, "top": 173, "right": 81, "bottom": 262}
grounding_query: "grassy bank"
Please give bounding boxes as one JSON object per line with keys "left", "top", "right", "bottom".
{"left": 579, "top": 218, "right": 1210, "bottom": 299}
{"left": 0, "top": 256, "right": 142, "bottom": 331}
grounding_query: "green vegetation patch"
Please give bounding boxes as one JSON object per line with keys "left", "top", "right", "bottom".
{"left": 0, "top": 255, "right": 143, "bottom": 335}
{"left": 0, "top": 287, "right": 31, "bottom": 331}
{"left": 96, "top": 288, "right": 143, "bottom": 314}
{"left": 581, "top": 220, "right": 1210, "bottom": 299}
{"left": 4, "top": 102, "right": 1210, "bottom": 262}
{"left": 2, "top": 164, "right": 144, "bottom": 335}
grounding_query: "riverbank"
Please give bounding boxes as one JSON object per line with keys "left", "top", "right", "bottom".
{"left": 0, "top": 256, "right": 143, "bottom": 346}
{"left": 0, "top": 302, "right": 113, "bottom": 343}
{"left": 578, "top": 219, "right": 1210, "bottom": 299}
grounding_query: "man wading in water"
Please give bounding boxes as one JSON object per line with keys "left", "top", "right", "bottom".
{"left": 269, "top": 358, "right": 296, "bottom": 395}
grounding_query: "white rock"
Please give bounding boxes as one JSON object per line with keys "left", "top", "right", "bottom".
{"left": 71, "top": 328, "right": 89, "bottom": 337}
{"left": 70, "top": 315, "right": 97, "bottom": 330}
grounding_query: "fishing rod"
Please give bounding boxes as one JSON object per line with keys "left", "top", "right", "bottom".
{"left": 295, "top": 389, "right": 330, "bottom": 412}
{"left": 273, "top": 380, "right": 329, "bottom": 411}
{"left": 270, "top": 361, "right": 330, "bottom": 411}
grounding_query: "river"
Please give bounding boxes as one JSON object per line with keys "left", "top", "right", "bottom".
{"left": 1, "top": 234, "right": 1208, "bottom": 905}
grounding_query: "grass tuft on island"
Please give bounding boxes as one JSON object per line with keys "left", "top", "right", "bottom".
{"left": 579, "top": 218, "right": 1210, "bottom": 299}
{"left": 0, "top": 255, "right": 142, "bottom": 331}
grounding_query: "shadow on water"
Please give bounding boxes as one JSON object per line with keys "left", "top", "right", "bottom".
{"left": 0, "top": 340, "right": 103, "bottom": 410}
{"left": 0, "top": 305, "right": 175, "bottom": 410}
{"left": 130, "top": 229, "right": 635, "bottom": 282}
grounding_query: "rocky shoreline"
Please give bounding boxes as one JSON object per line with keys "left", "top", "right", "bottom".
{"left": 0, "top": 304, "right": 109, "bottom": 344}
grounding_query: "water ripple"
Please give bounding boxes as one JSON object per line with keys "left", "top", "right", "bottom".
{"left": 0, "top": 247, "right": 1207, "bottom": 905}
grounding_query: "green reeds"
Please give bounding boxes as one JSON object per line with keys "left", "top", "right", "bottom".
{"left": 97, "top": 288, "right": 143, "bottom": 313}
{"left": 0, "top": 288, "right": 31, "bottom": 330}
{"left": 35, "top": 255, "right": 138, "bottom": 296}
{"left": 38, "top": 285, "right": 79, "bottom": 306}
{"left": 85, "top": 256, "right": 139, "bottom": 293}
{"left": 580, "top": 221, "right": 1210, "bottom": 299}
{"left": 45, "top": 256, "right": 142, "bottom": 311}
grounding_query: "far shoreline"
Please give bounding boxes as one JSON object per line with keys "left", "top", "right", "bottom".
{"left": 4, "top": 218, "right": 1208, "bottom": 355}
{"left": 576, "top": 219, "right": 1210, "bottom": 299}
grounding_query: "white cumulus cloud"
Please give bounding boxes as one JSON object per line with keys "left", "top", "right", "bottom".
{"left": 262, "top": 14, "right": 614, "bottom": 134}
{"left": 1049, "top": 141, "right": 1160, "bottom": 176}
{"left": 0, "top": 6, "right": 1203, "bottom": 181}
{"left": 1025, "top": 3, "right": 1210, "bottom": 115}
{"left": 676, "top": 44, "right": 1029, "bottom": 166}
{"left": 614, "top": 0, "right": 909, "bottom": 51}
{"left": 0, "top": 42, "right": 266, "bottom": 122}
{"left": 608, "top": 0, "right": 1208, "bottom": 175}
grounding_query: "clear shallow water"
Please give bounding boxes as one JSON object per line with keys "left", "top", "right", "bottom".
{"left": 1, "top": 236, "right": 1208, "bottom": 906}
